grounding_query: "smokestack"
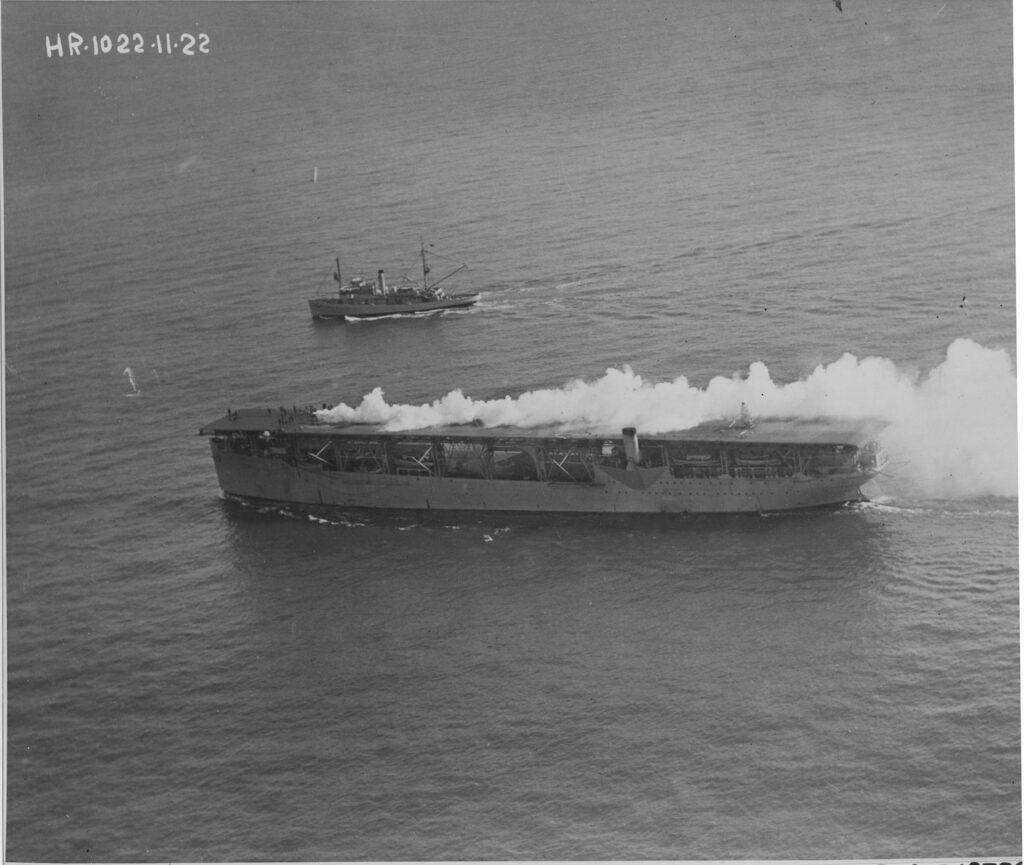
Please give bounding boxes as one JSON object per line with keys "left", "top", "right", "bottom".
{"left": 377, "top": 269, "right": 386, "bottom": 295}
{"left": 621, "top": 427, "right": 640, "bottom": 469}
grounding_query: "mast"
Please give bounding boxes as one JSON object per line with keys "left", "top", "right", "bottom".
{"left": 419, "top": 236, "right": 466, "bottom": 293}
{"left": 420, "top": 235, "right": 430, "bottom": 291}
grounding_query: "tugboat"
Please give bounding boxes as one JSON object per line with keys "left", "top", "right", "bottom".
{"left": 308, "top": 238, "right": 480, "bottom": 319}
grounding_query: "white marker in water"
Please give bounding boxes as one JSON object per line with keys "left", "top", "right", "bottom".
{"left": 123, "top": 366, "right": 141, "bottom": 397}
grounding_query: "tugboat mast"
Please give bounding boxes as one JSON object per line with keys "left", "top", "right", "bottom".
{"left": 420, "top": 235, "right": 430, "bottom": 291}
{"left": 419, "top": 236, "right": 467, "bottom": 292}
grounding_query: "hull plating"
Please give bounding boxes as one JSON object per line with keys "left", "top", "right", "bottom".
{"left": 209, "top": 446, "right": 871, "bottom": 514}
{"left": 308, "top": 294, "right": 480, "bottom": 319}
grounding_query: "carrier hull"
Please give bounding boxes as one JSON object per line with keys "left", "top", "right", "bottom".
{"left": 207, "top": 441, "right": 875, "bottom": 515}
{"left": 201, "top": 408, "right": 884, "bottom": 516}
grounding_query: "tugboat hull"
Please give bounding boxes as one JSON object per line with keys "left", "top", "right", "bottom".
{"left": 308, "top": 293, "right": 481, "bottom": 319}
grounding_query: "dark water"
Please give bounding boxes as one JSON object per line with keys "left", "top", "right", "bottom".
{"left": 4, "top": 1, "right": 1018, "bottom": 860}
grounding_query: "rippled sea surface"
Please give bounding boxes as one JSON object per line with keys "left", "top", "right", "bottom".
{"left": 4, "top": 1, "right": 1018, "bottom": 860}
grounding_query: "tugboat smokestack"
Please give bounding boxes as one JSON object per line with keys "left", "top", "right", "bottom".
{"left": 621, "top": 427, "right": 640, "bottom": 469}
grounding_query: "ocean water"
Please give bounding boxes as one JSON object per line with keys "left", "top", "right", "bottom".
{"left": 3, "top": 0, "right": 1019, "bottom": 860}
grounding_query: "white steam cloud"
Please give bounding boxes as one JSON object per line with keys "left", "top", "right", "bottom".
{"left": 317, "top": 338, "right": 1017, "bottom": 499}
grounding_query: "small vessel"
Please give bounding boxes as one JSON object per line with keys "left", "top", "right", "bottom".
{"left": 308, "top": 239, "right": 480, "bottom": 319}
{"left": 199, "top": 407, "right": 886, "bottom": 515}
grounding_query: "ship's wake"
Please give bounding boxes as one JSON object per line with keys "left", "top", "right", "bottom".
{"left": 317, "top": 338, "right": 1016, "bottom": 501}
{"left": 341, "top": 305, "right": 478, "bottom": 323}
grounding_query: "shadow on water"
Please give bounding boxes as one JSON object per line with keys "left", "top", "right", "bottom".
{"left": 214, "top": 494, "right": 898, "bottom": 601}
{"left": 210, "top": 495, "right": 903, "bottom": 684}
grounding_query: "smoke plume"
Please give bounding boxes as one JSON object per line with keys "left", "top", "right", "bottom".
{"left": 317, "top": 338, "right": 1016, "bottom": 499}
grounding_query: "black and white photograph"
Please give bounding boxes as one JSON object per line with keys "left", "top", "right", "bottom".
{"left": 3, "top": 0, "right": 1019, "bottom": 860}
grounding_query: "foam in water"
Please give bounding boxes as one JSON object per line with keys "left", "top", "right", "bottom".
{"left": 317, "top": 338, "right": 1016, "bottom": 500}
